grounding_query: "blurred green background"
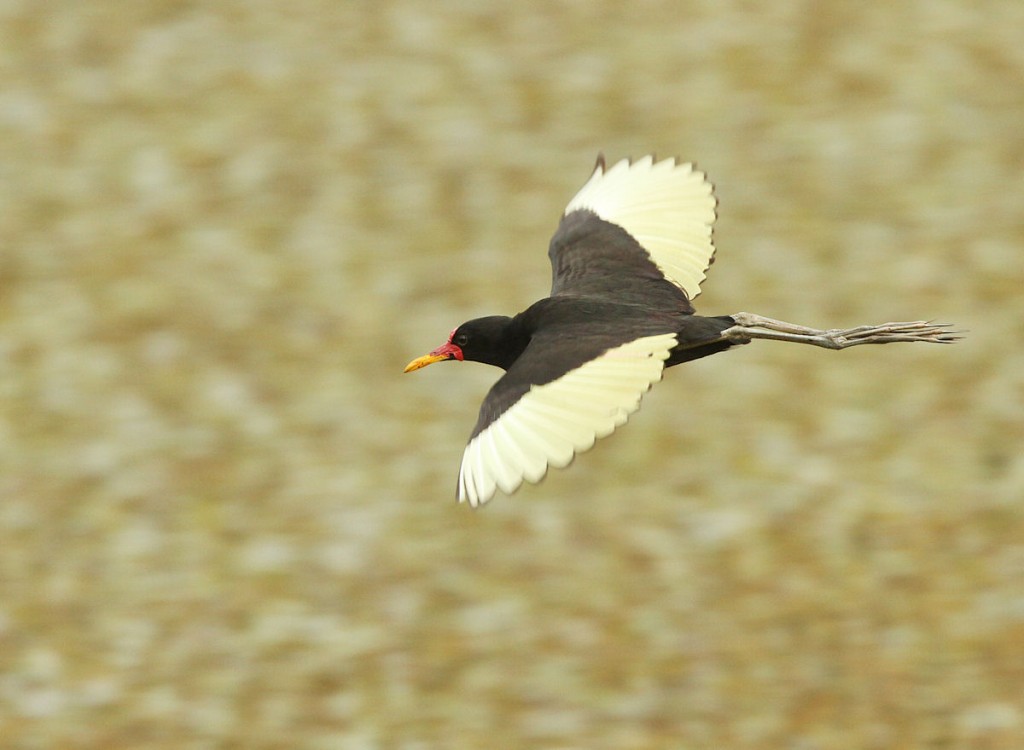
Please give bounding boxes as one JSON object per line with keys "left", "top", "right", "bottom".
{"left": 2, "top": 2, "right": 1023, "bottom": 748}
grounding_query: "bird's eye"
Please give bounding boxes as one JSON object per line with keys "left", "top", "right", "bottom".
{"left": 454, "top": 333, "right": 469, "bottom": 347}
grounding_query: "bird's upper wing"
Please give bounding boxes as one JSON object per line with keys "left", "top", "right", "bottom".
{"left": 549, "top": 155, "right": 717, "bottom": 307}
{"left": 457, "top": 331, "right": 677, "bottom": 506}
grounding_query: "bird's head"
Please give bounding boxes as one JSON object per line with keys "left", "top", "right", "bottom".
{"left": 404, "top": 316, "right": 520, "bottom": 372}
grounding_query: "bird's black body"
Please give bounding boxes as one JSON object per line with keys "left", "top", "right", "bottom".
{"left": 445, "top": 207, "right": 742, "bottom": 441}
{"left": 452, "top": 300, "right": 738, "bottom": 440}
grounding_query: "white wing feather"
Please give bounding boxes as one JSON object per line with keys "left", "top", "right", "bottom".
{"left": 564, "top": 155, "right": 716, "bottom": 300}
{"left": 457, "top": 333, "right": 677, "bottom": 506}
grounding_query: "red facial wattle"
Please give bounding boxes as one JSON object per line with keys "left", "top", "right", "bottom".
{"left": 403, "top": 337, "right": 464, "bottom": 372}
{"left": 432, "top": 341, "right": 464, "bottom": 361}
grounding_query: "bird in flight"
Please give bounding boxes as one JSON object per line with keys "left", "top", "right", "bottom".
{"left": 405, "top": 155, "right": 958, "bottom": 506}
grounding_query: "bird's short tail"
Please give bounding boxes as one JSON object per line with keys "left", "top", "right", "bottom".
{"left": 666, "top": 315, "right": 742, "bottom": 367}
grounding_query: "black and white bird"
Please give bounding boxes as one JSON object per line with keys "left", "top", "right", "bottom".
{"left": 405, "top": 155, "right": 958, "bottom": 506}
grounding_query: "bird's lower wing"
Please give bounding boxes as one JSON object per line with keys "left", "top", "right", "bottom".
{"left": 457, "top": 332, "right": 677, "bottom": 506}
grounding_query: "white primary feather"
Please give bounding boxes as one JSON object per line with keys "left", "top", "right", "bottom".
{"left": 564, "top": 155, "right": 717, "bottom": 300}
{"left": 457, "top": 333, "right": 677, "bottom": 506}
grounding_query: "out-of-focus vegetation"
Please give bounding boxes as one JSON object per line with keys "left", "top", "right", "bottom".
{"left": 2, "top": 2, "right": 1022, "bottom": 747}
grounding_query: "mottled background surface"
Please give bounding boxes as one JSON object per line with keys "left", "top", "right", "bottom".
{"left": 2, "top": 1, "right": 1023, "bottom": 748}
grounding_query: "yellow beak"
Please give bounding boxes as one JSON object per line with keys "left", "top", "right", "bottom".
{"left": 403, "top": 352, "right": 451, "bottom": 373}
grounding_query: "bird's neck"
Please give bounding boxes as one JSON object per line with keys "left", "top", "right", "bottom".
{"left": 484, "top": 315, "right": 533, "bottom": 370}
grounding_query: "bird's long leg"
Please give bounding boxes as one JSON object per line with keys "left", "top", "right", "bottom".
{"left": 720, "top": 312, "right": 962, "bottom": 350}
